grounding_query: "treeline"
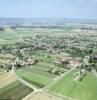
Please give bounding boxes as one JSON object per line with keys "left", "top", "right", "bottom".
{"left": 10, "top": 25, "right": 65, "bottom": 29}
{"left": 80, "top": 27, "right": 97, "bottom": 31}
{"left": 0, "top": 27, "right": 4, "bottom": 31}
{"left": 65, "top": 47, "right": 93, "bottom": 57}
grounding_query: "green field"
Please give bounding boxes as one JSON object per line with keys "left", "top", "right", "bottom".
{"left": 16, "top": 62, "right": 66, "bottom": 79}
{"left": 19, "top": 65, "right": 57, "bottom": 79}
{"left": 0, "top": 28, "right": 32, "bottom": 44}
{"left": 15, "top": 59, "right": 67, "bottom": 88}
{"left": 0, "top": 80, "right": 33, "bottom": 100}
{"left": 16, "top": 68, "right": 53, "bottom": 88}
{"left": 47, "top": 70, "right": 97, "bottom": 100}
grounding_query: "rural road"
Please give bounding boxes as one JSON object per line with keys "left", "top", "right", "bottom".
{"left": 11, "top": 61, "right": 39, "bottom": 92}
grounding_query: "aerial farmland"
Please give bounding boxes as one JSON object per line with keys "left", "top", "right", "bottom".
{"left": 0, "top": 18, "right": 97, "bottom": 100}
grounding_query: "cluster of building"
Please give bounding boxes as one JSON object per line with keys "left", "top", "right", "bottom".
{"left": 54, "top": 56, "right": 82, "bottom": 68}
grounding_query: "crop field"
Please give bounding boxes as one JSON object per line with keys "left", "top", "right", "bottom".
{"left": 47, "top": 70, "right": 97, "bottom": 100}
{"left": 19, "top": 66, "right": 57, "bottom": 79}
{"left": 15, "top": 58, "right": 67, "bottom": 88}
{"left": 15, "top": 47, "right": 68, "bottom": 88}
{"left": 36, "top": 62, "right": 67, "bottom": 72}
{"left": 0, "top": 27, "right": 33, "bottom": 44}
{"left": 16, "top": 67, "right": 53, "bottom": 88}
{"left": 0, "top": 72, "right": 17, "bottom": 88}
{"left": 16, "top": 62, "right": 66, "bottom": 79}
{"left": 0, "top": 26, "right": 84, "bottom": 45}
{"left": 0, "top": 80, "right": 33, "bottom": 100}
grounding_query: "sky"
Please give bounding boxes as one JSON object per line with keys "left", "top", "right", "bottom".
{"left": 0, "top": 0, "right": 97, "bottom": 19}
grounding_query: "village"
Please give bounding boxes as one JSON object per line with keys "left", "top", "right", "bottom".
{"left": 1, "top": 0, "right": 97, "bottom": 99}
{"left": 0, "top": 34, "right": 97, "bottom": 82}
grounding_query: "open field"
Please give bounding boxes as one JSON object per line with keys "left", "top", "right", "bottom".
{"left": 0, "top": 64, "right": 33, "bottom": 100}
{"left": 16, "top": 68, "right": 53, "bottom": 88}
{"left": 0, "top": 80, "right": 33, "bottom": 100}
{"left": 16, "top": 62, "right": 66, "bottom": 79}
{"left": 47, "top": 70, "right": 97, "bottom": 100}
{"left": 0, "top": 72, "right": 16, "bottom": 88}
{"left": 19, "top": 65, "right": 58, "bottom": 79}
{"left": 15, "top": 59, "right": 67, "bottom": 88}
{"left": 1, "top": 25, "right": 97, "bottom": 45}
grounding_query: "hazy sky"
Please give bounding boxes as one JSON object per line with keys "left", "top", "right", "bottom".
{"left": 0, "top": 0, "right": 97, "bottom": 19}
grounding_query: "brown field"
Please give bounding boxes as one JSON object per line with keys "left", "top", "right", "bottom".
{"left": 23, "top": 91, "right": 63, "bottom": 100}
{"left": 0, "top": 71, "right": 17, "bottom": 88}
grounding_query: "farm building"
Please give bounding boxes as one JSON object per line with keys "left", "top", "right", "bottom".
{"left": 54, "top": 56, "right": 82, "bottom": 65}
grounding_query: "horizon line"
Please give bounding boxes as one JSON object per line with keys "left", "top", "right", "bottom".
{"left": 0, "top": 17, "right": 97, "bottom": 20}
